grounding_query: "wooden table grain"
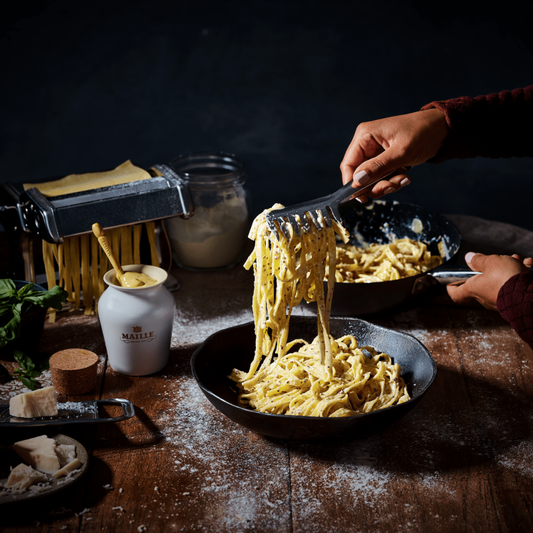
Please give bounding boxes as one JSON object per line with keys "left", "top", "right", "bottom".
{"left": 2, "top": 215, "right": 533, "bottom": 533}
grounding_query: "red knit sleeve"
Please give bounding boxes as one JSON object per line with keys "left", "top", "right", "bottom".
{"left": 497, "top": 272, "right": 533, "bottom": 349}
{"left": 421, "top": 85, "right": 533, "bottom": 163}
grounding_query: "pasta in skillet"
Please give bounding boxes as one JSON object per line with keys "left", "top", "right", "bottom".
{"left": 229, "top": 206, "right": 410, "bottom": 417}
{"left": 333, "top": 238, "right": 442, "bottom": 283}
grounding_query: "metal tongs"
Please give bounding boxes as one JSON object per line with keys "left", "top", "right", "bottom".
{"left": 265, "top": 167, "right": 411, "bottom": 239}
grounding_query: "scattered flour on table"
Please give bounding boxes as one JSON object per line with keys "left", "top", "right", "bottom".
{"left": 171, "top": 308, "right": 252, "bottom": 348}
{"left": 155, "top": 375, "right": 290, "bottom": 528}
{"left": 496, "top": 440, "right": 533, "bottom": 478}
{"left": 321, "top": 458, "right": 391, "bottom": 505}
{"left": 118, "top": 303, "right": 533, "bottom": 531}
{"left": 1, "top": 369, "right": 54, "bottom": 398}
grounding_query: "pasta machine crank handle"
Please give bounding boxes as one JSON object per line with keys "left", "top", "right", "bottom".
{"left": 153, "top": 164, "right": 195, "bottom": 220}
{"left": 17, "top": 187, "right": 64, "bottom": 244}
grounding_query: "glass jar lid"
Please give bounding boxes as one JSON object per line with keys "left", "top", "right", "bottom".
{"left": 170, "top": 151, "right": 246, "bottom": 188}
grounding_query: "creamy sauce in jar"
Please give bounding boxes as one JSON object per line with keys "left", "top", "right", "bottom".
{"left": 115, "top": 272, "right": 157, "bottom": 288}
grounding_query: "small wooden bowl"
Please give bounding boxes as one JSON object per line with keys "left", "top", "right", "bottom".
{"left": 49, "top": 349, "right": 99, "bottom": 395}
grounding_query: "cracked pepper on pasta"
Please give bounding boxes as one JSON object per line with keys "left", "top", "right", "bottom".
{"left": 229, "top": 205, "right": 411, "bottom": 417}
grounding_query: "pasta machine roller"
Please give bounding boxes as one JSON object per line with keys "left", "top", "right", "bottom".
{"left": 0, "top": 164, "right": 194, "bottom": 244}
{"left": 265, "top": 167, "right": 411, "bottom": 239}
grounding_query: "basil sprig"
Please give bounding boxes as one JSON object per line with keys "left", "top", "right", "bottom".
{"left": 12, "top": 350, "right": 51, "bottom": 390}
{"left": 0, "top": 279, "right": 67, "bottom": 389}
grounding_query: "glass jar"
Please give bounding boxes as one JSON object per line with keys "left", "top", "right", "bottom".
{"left": 164, "top": 151, "right": 250, "bottom": 271}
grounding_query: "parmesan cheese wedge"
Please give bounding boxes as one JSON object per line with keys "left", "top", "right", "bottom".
{"left": 52, "top": 458, "right": 81, "bottom": 478}
{"left": 13, "top": 435, "right": 61, "bottom": 474}
{"left": 56, "top": 444, "right": 77, "bottom": 467}
{"left": 5, "top": 463, "right": 47, "bottom": 490}
{"left": 9, "top": 386, "right": 58, "bottom": 418}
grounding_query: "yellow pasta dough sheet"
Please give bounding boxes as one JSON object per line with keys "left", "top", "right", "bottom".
{"left": 23, "top": 160, "right": 151, "bottom": 197}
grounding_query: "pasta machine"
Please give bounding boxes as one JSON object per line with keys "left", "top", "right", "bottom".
{"left": 0, "top": 164, "right": 194, "bottom": 245}
{"left": 0, "top": 163, "right": 195, "bottom": 282}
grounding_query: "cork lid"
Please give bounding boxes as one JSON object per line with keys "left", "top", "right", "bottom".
{"left": 49, "top": 349, "right": 99, "bottom": 395}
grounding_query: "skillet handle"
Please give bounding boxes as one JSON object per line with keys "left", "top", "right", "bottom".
{"left": 428, "top": 264, "right": 481, "bottom": 284}
{"left": 412, "top": 265, "right": 480, "bottom": 294}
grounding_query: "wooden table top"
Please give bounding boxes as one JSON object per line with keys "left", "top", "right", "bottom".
{"left": 2, "top": 215, "right": 533, "bottom": 533}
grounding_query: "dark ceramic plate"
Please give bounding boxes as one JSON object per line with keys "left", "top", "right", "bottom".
{"left": 191, "top": 316, "right": 437, "bottom": 439}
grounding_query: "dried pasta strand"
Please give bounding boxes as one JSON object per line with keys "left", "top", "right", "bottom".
{"left": 69, "top": 236, "right": 81, "bottom": 311}
{"left": 41, "top": 222, "right": 159, "bottom": 319}
{"left": 133, "top": 224, "right": 142, "bottom": 264}
{"left": 63, "top": 238, "right": 73, "bottom": 302}
{"left": 42, "top": 240, "right": 58, "bottom": 323}
{"left": 120, "top": 226, "right": 132, "bottom": 266}
{"left": 80, "top": 234, "right": 93, "bottom": 315}
{"left": 145, "top": 221, "right": 160, "bottom": 266}
{"left": 110, "top": 228, "right": 121, "bottom": 267}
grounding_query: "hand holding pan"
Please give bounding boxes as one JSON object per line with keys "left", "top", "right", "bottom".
{"left": 328, "top": 199, "right": 481, "bottom": 316}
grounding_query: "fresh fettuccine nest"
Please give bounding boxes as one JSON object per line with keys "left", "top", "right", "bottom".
{"left": 229, "top": 205, "right": 411, "bottom": 417}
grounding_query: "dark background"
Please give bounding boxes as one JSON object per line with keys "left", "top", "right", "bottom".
{"left": 1, "top": 0, "right": 532, "bottom": 231}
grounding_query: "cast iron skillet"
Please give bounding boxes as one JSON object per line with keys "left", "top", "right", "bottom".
{"left": 191, "top": 316, "right": 437, "bottom": 440}
{"left": 327, "top": 198, "right": 471, "bottom": 316}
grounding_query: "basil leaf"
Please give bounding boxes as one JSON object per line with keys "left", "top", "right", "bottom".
{"left": 0, "top": 279, "right": 16, "bottom": 295}
{"left": 14, "top": 350, "right": 35, "bottom": 373}
{"left": 0, "top": 280, "right": 67, "bottom": 356}
{"left": 23, "top": 285, "right": 68, "bottom": 310}
{"left": 0, "top": 295, "right": 13, "bottom": 307}
{"left": 17, "top": 283, "right": 36, "bottom": 300}
{"left": 19, "top": 375, "right": 37, "bottom": 390}
{"left": 0, "top": 302, "right": 12, "bottom": 314}
{"left": 0, "top": 304, "right": 21, "bottom": 349}
{"left": 0, "top": 326, "right": 14, "bottom": 349}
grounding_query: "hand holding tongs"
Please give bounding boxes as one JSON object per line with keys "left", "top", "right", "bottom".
{"left": 265, "top": 167, "right": 412, "bottom": 239}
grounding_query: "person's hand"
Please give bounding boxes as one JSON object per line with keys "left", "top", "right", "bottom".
{"left": 446, "top": 252, "right": 531, "bottom": 311}
{"left": 340, "top": 109, "right": 449, "bottom": 202}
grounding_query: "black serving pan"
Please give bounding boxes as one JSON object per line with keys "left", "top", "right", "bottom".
{"left": 328, "top": 199, "right": 468, "bottom": 316}
{"left": 191, "top": 316, "right": 436, "bottom": 440}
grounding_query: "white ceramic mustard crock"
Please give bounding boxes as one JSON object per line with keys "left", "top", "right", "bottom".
{"left": 98, "top": 265, "right": 175, "bottom": 376}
